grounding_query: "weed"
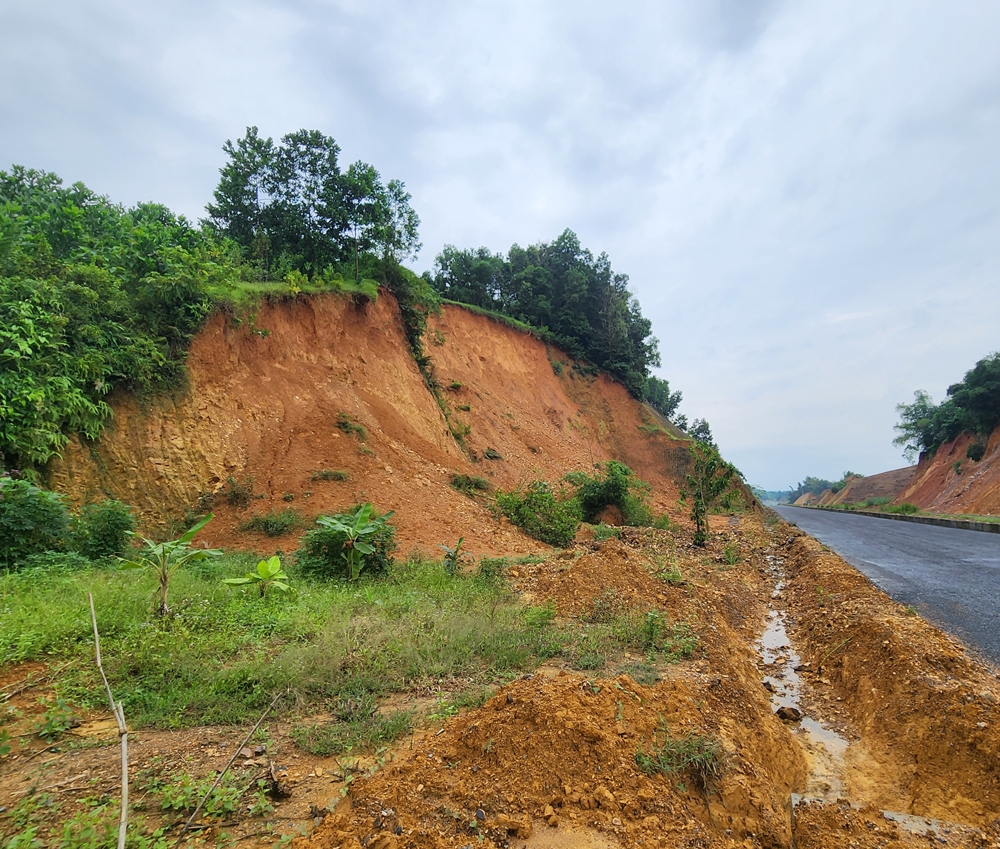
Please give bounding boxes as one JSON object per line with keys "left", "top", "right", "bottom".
{"left": 312, "top": 469, "right": 349, "bottom": 482}
{"left": 291, "top": 708, "right": 412, "bottom": 756}
{"left": 586, "top": 589, "right": 627, "bottom": 624}
{"left": 447, "top": 380, "right": 463, "bottom": 390}
{"left": 240, "top": 509, "right": 303, "bottom": 537}
{"left": 282, "top": 492, "right": 295, "bottom": 502}
{"left": 967, "top": 440, "right": 987, "bottom": 462}
{"left": 0, "top": 728, "right": 11, "bottom": 756}
{"left": 905, "top": 605, "right": 919, "bottom": 616}
{"left": 622, "top": 662, "right": 661, "bottom": 686}
{"left": 592, "top": 523, "right": 621, "bottom": 541}
{"left": 483, "top": 448, "right": 503, "bottom": 460}
{"left": 722, "top": 543, "right": 740, "bottom": 565}
{"left": 33, "top": 696, "right": 77, "bottom": 740}
{"left": 313, "top": 504, "right": 396, "bottom": 581}
{"left": 953, "top": 461, "right": 963, "bottom": 476}
{"left": 566, "top": 461, "right": 653, "bottom": 527}
{"left": 635, "top": 726, "right": 724, "bottom": 790}
{"left": 358, "top": 445, "right": 376, "bottom": 457}
{"left": 335, "top": 412, "right": 367, "bottom": 441}
{"left": 652, "top": 514, "right": 679, "bottom": 532}
{"left": 432, "top": 329, "right": 446, "bottom": 346}
{"left": 456, "top": 403, "right": 471, "bottom": 412}
{"left": 883, "top": 502, "right": 919, "bottom": 515}
{"left": 160, "top": 771, "right": 242, "bottom": 818}
{"left": 225, "top": 476, "right": 257, "bottom": 508}
{"left": 450, "top": 473, "right": 490, "bottom": 498}
{"left": 476, "top": 556, "right": 509, "bottom": 585}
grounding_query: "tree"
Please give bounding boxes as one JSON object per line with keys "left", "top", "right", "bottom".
{"left": 375, "top": 179, "right": 421, "bottom": 263}
{"left": 688, "top": 418, "right": 716, "bottom": 448}
{"left": 646, "top": 376, "right": 683, "bottom": 420}
{"left": 681, "top": 444, "right": 743, "bottom": 546}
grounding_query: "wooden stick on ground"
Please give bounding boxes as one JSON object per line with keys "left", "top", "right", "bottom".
{"left": 89, "top": 593, "right": 128, "bottom": 849}
{"left": 174, "top": 691, "right": 284, "bottom": 848}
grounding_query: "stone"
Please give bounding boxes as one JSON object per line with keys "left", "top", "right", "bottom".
{"left": 776, "top": 706, "right": 802, "bottom": 722}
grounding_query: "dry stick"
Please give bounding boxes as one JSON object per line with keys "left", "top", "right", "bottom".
{"left": 89, "top": 593, "right": 129, "bottom": 849}
{"left": 174, "top": 691, "right": 284, "bottom": 848}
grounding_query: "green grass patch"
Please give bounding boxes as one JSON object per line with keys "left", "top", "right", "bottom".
{"left": 450, "top": 473, "right": 490, "bottom": 498}
{"left": 311, "top": 469, "right": 350, "bottom": 482}
{"left": 239, "top": 508, "right": 303, "bottom": 537}
{"left": 0, "top": 554, "right": 566, "bottom": 729}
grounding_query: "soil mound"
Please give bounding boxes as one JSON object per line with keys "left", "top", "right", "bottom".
{"left": 819, "top": 467, "right": 916, "bottom": 506}
{"left": 514, "top": 537, "right": 672, "bottom": 617}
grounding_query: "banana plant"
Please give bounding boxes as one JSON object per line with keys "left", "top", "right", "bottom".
{"left": 316, "top": 503, "right": 395, "bottom": 581}
{"left": 121, "top": 514, "right": 222, "bottom": 616}
{"left": 223, "top": 555, "right": 291, "bottom": 598}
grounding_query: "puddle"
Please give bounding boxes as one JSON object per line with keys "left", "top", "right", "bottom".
{"left": 760, "top": 551, "right": 850, "bottom": 804}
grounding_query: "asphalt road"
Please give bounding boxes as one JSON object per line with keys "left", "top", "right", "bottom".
{"left": 774, "top": 505, "right": 1000, "bottom": 667}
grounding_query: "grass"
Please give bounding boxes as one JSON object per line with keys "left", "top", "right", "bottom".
{"left": 0, "top": 554, "right": 565, "bottom": 729}
{"left": 311, "top": 469, "right": 350, "bottom": 482}
{"left": 450, "top": 473, "right": 490, "bottom": 498}
{"left": 239, "top": 508, "right": 304, "bottom": 536}
{"left": 635, "top": 726, "right": 724, "bottom": 790}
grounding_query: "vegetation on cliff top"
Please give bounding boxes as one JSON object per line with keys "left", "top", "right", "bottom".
{"left": 1, "top": 126, "right": 699, "bottom": 472}
{"left": 894, "top": 352, "right": 1000, "bottom": 460}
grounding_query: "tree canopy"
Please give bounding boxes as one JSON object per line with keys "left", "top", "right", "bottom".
{"left": 430, "top": 230, "right": 660, "bottom": 398}
{"left": 894, "top": 352, "right": 1000, "bottom": 460}
{"left": 206, "top": 127, "right": 420, "bottom": 277}
{"left": 0, "top": 166, "right": 230, "bottom": 469}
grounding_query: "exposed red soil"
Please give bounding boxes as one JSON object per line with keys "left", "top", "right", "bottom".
{"left": 48, "top": 295, "right": 693, "bottom": 557}
{"left": 897, "top": 426, "right": 1000, "bottom": 516}
{"left": 818, "top": 467, "right": 916, "bottom": 506}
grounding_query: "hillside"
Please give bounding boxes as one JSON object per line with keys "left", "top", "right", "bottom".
{"left": 896, "top": 426, "right": 1000, "bottom": 515}
{"left": 47, "top": 293, "right": 695, "bottom": 555}
{"left": 817, "top": 467, "right": 916, "bottom": 506}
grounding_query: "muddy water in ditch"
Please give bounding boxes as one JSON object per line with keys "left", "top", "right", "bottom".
{"left": 760, "top": 550, "right": 972, "bottom": 839}
{"left": 760, "top": 552, "right": 851, "bottom": 805}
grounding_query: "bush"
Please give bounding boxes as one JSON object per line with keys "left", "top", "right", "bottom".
{"left": 884, "top": 502, "right": 919, "bottom": 515}
{"left": 495, "top": 481, "right": 580, "bottom": 547}
{"left": 967, "top": 441, "right": 987, "bottom": 462}
{"left": 0, "top": 477, "right": 70, "bottom": 569}
{"left": 71, "top": 499, "right": 134, "bottom": 558}
{"left": 240, "top": 509, "right": 302, "bottom": 537}
{"left": 450, "top": 474, "right": 490, "bottom": 498}
{"left": 295, "top": 505, "right": 397, "bottom": 580}
{"left": 566, "top": 461, "right": 653, "bottom": 526}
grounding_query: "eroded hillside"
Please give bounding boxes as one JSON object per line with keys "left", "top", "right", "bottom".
{"left": 48, "top": 294, "right": 693, "bottom": 555}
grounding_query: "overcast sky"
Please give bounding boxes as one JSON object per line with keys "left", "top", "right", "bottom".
{"left": 4, "top": 0, "right": 999, "bottom": 490}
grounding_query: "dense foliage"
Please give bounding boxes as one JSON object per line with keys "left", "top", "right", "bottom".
{"left": 566, "top": 461, "right": 653, "bottom": 527}
{"left": 0, "top": 166, "right": 229, "bottom": 468}
{"left": 430, "top": 231, "right": 660, "bottom": 398}
{"left": 495, "top": 481, "right": 581, "bottom": 547}
{"left": 295, "top": 505, "right": 398, "bottom": 580}
{"left": 894, "top": 352, "right": 1000, "bottom": 460}
{"left": 646, "top": 376, "right": 682, "bottom": 420}
{"left": 206, "top": 127, "right": 420, "bottom": 278}
{"left": 0, "top": 476, "right": 70, "bottom": 567}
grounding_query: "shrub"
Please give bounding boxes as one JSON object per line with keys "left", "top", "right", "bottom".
{"left": 335, "top": 412, "right": 367, "bottom": 440}
{"left": 495, "top": 481, "right": 580, "bottom": 547}
{"left": 967, "top": 441, "right": 987, "bottom": 462}
{"left": 450, "top": 473, "right": 490, "bottom": 497}
{"left": 566, "top": 461, "right": 653, "bottom": 526}
{"left": 71, "top": 499, "right": 134, "bottom": 558}
{"left": 0, "top": 477, "right": 70, "bottom": 569}
{"left": 483, "top": 448, "right": 503, "bottom": 460}
{"left": 884, "top": 502, "right": 919, "bottom": 515}
{"left": 295, "top": 505, "right": 397, "bottom": 580}
{"left": 240, "top": 509, "right": 302, "bottom": 537}
{"left": 312, "top": 469, "right": 350, "bottom": 481}
{"left": 225, "top": 476, "right": 256, "bottom": 508}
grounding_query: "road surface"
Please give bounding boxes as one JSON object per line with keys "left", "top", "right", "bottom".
{"left": 774, "top": 505, "right": 1000, "bottom": 666}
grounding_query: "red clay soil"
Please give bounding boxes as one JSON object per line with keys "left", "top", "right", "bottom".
{"left": 48, "top": 295, "right": 693, "bottom": 557}
{"left": 896, "top": 426, "right": 1000, "bottom": 516}
{"left": 5, "top": 517, "right": 1000, "bottom": 848}
{"left": 817, "top": 467, "right": 916, "bottom": 506}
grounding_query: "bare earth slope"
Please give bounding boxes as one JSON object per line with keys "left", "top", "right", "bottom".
{"left": 48, "top": 295, "right": 692, "bottom": 555}
{"left": 818, "top": 467, "right": 916, "bottom": 506}
{"left": 897, "top": 427, "right": 1000, "bottom": 515}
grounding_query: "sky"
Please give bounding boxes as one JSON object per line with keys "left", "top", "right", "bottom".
{"left": 3, "top": 0, "right": 999, "bottom": 491}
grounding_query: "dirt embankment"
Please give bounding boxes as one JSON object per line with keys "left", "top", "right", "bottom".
{"left": 817, "top": 467, "right": 916, "bottom": 507}
{"left": 896, "top": 426, "right": 1000, "bottom": 515}
{"left": 48, "top": 295, "right": 693, "bottom": 556}
{"left": 296, "top": 517, "right": 1000, "bottom": 849}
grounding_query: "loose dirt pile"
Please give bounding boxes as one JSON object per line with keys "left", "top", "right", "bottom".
{"left": 5, "top": 516, "right": 1000, "bottom": 849}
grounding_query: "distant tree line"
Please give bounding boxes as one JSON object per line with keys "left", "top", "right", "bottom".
{"left": 785, "top": 471, "right": 864, "bottom": 502}
{"left": 894, "top": 352, "right": 1000, "bottom": 461}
